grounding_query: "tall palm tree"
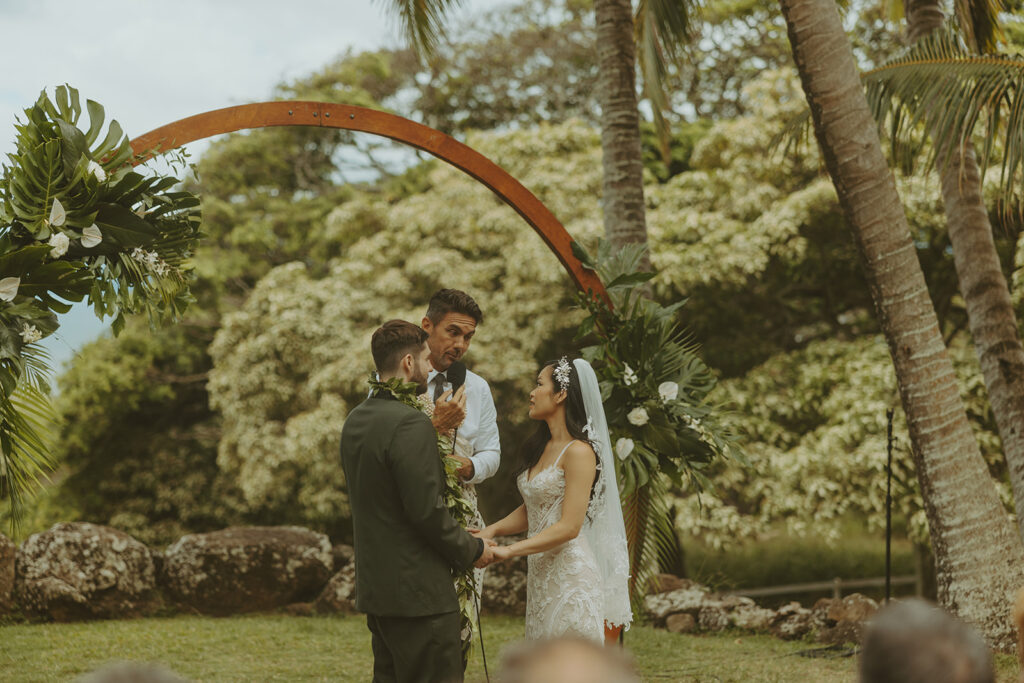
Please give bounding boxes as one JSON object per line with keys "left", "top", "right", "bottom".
{"left": 379, "top": 0, "right": 696, "bottom": 272}
{"left": 894, "top": 0, "right": 1024, "bottom": 541}
{"left": 779, "top": 0, "right": 1024, "bottom": 648}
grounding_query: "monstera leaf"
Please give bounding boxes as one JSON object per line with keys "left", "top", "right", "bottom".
{"left": 0, "top": 85, "right": 202, "bottom": 529}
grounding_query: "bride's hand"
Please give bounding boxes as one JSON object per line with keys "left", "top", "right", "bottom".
{"left": 491, "top": 545, "right": 513, "bottom": 562}
{"left": 469, "top": 527, "right": 495, "bottom": 540}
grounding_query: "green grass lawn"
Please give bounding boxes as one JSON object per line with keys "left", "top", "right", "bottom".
{"left": 2, "top": 613, "right": 1020, "bottom": 682}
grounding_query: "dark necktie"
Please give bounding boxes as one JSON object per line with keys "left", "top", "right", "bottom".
{"left": 431, "top": 373, "right": 447, "bottom": 403}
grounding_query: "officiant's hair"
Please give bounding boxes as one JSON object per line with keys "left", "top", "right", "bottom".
{"left": 515, "top": 359, "right": 595, "bottom": 483}
{"left": 371, "top": 319, "right": 429, "bottom": 373}
{"left": 425, "top": 288, "right": 484, "bottom": 324}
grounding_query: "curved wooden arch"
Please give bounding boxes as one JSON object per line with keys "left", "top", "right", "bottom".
{"left": 129, "top": 101, "right": 606, "bottom": 300}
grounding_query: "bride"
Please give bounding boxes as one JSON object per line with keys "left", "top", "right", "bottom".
{"left": 475, "top": 357, "right": 632, "bottom": 643}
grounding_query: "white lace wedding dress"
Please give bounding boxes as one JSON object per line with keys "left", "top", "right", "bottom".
{"left": 517, "top": 440, "right": 605, "bottom": 643}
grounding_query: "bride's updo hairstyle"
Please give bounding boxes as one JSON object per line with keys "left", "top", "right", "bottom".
{"left": 514, "top": 358, "right": 595, "bottom": 481}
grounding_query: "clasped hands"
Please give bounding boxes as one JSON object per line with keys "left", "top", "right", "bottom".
{"left": 471, "top": 530, "right": 512, "bottom": 568}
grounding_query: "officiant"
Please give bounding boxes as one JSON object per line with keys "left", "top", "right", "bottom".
{"left": 420, "top": 288, "right": 501, "bottom": 488}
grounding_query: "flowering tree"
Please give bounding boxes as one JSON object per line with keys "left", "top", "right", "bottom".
{"left": 0, "top": 86, "right": 201, "bottom": 524}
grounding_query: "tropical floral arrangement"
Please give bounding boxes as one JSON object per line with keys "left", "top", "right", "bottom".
{"left": 366, "top": 375, "right": 478, "bottom": 665}
{"left": 0, "top": 86, "right": 201, "bottom": 523}
{"left": 573, "top": 239, "right": 742, "bottom": 608}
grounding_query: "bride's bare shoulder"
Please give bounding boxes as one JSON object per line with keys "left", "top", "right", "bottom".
{"left": 562, "top": 440, "right": 597, "bottom": 468}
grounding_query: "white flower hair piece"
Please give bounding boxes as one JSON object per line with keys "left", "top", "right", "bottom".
{"left": 553, "top": 356, "right": 572, "bottom": 392}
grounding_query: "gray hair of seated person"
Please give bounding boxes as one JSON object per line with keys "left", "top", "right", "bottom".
{"left": 859, "top": 599, "right": 993, "bottom": 683}
{"left": 75, "top": 662, "right": 189, "bottom": 683}
{"left": 499, "top": 636, "right": 639, "bottom": 683}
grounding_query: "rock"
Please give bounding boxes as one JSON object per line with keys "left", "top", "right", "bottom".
{"left": 482, "top": 555, "right": 528, "bottom": 615}
{"left": 15, "top": 522, "right": 158, "bottom": 621}
{"left": 813, "top": 593, "right": 879, "bottom": 645}
{"left": 731, "top": 604, "right": 776, "bottom": 632}
{"left": 827, "top": 593, "right": 878, "bottom": 623}
{"left": 818, "top": 619, "right": 865, "bottom": 645}
{"left": 644, "top": 584, "right": 710, "bottom": 624}
{"left": 315, "top": 563, "right": 356, "bottom": 614}
{"left": 666, "top": 612, "right": 697, "bottom": 633}
{"left": 161, "top": 526, "right": 332, "bottom": 616}
{"left": 332, "top": 543, "right": 354, "bottom": 569}
{"left": 698, "top": 600, "right": 731, "bottom": 631}
{"left": 648, "top": 573, "right": 692, "bottom": 595}
{"left": 770, "top": 601, "right": 814, "bottom": 641}
{"left": 0, "top": 532, "right": 15, "bottom": 614}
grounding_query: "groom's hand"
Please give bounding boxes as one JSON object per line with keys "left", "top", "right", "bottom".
{"left": 474, "top": 538, "right": 497, "bottom": 568}
{"left": 431, "top": 386, "right": 467, "bottom": 432}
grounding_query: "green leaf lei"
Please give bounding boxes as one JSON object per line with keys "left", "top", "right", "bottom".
{"left": 367, "top": 375, "right": 478, "bottom": 664}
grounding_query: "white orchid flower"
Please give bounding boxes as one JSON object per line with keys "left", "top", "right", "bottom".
{"left": 658, "top": 381, "right": 679, "bottom": 402}
{"left": 47, "top": 198, "right": 66, "bottom": 228}
{"left": 615, "top": 438, "right": 635, "bottom": 461}
{"left": 627, "top": 407, "right": 649, "bottom": 426}
{"left": 86, "top": 160, "right": 106, "bottom": 182}
{"left": 81, "top": 224, "right": 102, "bottom": 248}
{"left": 0, "top": 277, "right": 20, "bottom": 302}
{"left": 48, "top": 232, "right": 70, "bottom": 258}
{"left": 623, "top": 363, "right": 638, "bottom": 386}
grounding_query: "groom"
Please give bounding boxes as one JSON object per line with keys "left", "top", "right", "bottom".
{"left": 340, "top": 319, "right": 495, "bottom": 683}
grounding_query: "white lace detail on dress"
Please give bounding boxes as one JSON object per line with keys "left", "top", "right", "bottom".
{"left": 518, "top": 464, "right": 605, "bottom": 642}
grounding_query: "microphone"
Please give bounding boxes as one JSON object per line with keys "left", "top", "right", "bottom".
{"left": 447, "top": 360, "right": 467, "bottom": 393}
{"left": 446, "top": 360, "right": 468, "bottom": 458}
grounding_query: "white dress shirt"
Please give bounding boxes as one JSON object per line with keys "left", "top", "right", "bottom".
{"left": 428, "top": 366, "right": 501, "bottom": 485}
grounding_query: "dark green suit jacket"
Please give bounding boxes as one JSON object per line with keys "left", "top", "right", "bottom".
{"left": 340, "top": 392, "right": 483, "bottom": 617}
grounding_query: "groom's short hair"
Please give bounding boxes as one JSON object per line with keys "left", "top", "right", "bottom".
{"left": 426, "top": 288, "right": 483, "bottom": 324}
{"left": 372, "top": 319, "right": 429, "bottom": 373}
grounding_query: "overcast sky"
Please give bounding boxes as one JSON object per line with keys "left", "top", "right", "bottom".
{"left": 0, "top": 0, "right": 487, "bottom": 371}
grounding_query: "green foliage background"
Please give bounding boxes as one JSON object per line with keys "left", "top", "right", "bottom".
{"left": 5, "top": 0, "right": 1022, "bottom": 582}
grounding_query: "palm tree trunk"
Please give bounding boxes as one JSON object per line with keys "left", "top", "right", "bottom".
{"left": 779, "top": 0, "right": 1024, "bottom": 649}
{"left": 594, "top": 0, "right": 652, "bottom": 271}
{"left": 905, "top": 0, "right": 1024, "bottom": 542}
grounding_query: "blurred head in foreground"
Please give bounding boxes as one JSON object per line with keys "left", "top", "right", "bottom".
{"left": 499, "top": 636, "right": 639, "bottom": 683}
{"left": 76, "top": 662, "right": 188, "bottom": 683}
{"left": 859, "top": 598, "right": 993, "bottom": 683}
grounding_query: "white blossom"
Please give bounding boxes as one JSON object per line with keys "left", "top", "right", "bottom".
{"left": 48, "top": 232, "right": 70, "bottom": 258}
{"left": 81, "top": 224, "right": 102, "bottom": 248}
{"left": 658, "top": 381, "right": 679, "bottom": 402}
{"left": 86, "top": 160, "right": 106, "bottom": 182}
{"left": 627, "top": 407, "right": 649, "bottom": 426}
{"left": 615, "top": 437, "right": 634, "bottom": 461}
{"left": 0, "top": 277, "right": 19, "bottom": 302}
{"left": 47, "top": 198, "right": 66, "bottom": 228}
{"left": 623, "top": 363, "right": 637, "bottom": 386}
{"left": 19, "top": 324, "right": 41, "bottom": 344}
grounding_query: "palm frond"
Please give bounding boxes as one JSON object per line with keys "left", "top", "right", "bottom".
{"left": 777, "top": 25, "right": 1024, "bottom": 215}
{"left": 622, "top": 475, "right": 677, "bottom": 614}
{"left": 379, "top": 0, "right": 465, "bottom": 60}
{"left": 0, "top": 383, "right": 57, "bottom": 530}
{"left": 862, "top": 24, "right": 1024, "bottom": 212}
{"left": 635, "top": 0, "right": 699, "bottom": 162}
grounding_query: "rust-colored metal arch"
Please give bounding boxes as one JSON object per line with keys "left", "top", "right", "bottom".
{"left": 130, "top": 101, "right": 606, "bottom": 300}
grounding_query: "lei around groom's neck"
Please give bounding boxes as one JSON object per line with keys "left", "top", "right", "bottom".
{"left": 367, "top": 374, "right": 422, "bottom": 407}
